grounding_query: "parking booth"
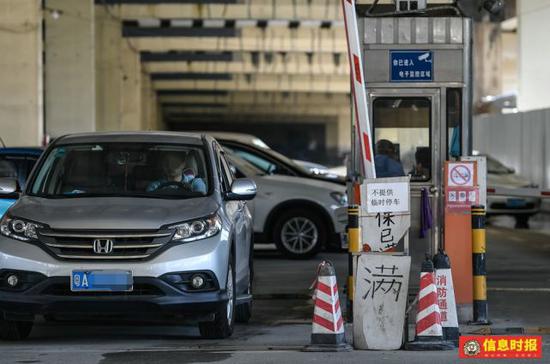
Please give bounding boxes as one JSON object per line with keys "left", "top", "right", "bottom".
{"left": 357, "top": 14, "right": 473, "bottom": 293}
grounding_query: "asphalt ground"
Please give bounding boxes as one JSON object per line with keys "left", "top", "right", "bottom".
{"left": 2, "top": 215, "right": 550, "bottom": 363}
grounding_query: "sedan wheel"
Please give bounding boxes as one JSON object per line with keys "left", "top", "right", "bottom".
{"left": 281, "top": 217, "right": 319, "bottom": 255}
{"left": 273, "top": 209, "right": 326, "bottom": 259}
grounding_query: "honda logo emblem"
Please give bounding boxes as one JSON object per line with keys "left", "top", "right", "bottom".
{"left": 93, "top": 239, "right": 114, "bottom": 254}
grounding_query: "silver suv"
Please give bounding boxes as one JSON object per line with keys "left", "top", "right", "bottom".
{"left": 0, "top": 132, "right": 256, "bottom": 340}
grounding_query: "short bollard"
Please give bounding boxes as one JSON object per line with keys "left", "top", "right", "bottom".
{"left": 346, "top": 205, "right": 360, "bottom": 322}
{"left": 470, "top": 205, "right": 491, "bottom": 325}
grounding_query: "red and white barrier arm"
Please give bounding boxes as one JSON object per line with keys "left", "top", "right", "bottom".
{"left": 487, "top": 186, "right": 550, "bottom": 199}
{"left": 341, "top": 0, "right": 376, "bottom": 180}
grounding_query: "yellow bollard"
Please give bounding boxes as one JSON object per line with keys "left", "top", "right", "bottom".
{"left": 471, "top": 205, "right": 490, "bottom": 325}
{"left": 347, "top": 205, "right": 360, "bottom": 322}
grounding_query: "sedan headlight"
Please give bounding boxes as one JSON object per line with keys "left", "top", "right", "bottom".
{"left": 0, "top": 215, "right": 43, "bottom": 242}
{"left": 330, "top": 191, "right": 348, "bottom": 206}
{"left": 169, "top": 214, "right": 222, "bottom": 243}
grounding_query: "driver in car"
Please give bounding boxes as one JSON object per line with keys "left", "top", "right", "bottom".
{"left": 146, "top": 152, "right": 207, "bottom": 194}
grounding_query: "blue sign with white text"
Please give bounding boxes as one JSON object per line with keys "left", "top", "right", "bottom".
{"left": 390, "top": 50, "right": 433, "bottom": 82}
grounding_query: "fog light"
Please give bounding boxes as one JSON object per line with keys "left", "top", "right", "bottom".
{"left": 191, "top": 274, "right": 205, "bottom": 289}
{"left": 7, "top": 274, "right": 18, "bottom": 287}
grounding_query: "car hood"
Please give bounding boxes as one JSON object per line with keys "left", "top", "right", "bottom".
{"left": 304, "top": 171, "right": 346, "bottom": 184}
{"left": 487, "top": 172, "right": 532, "bottom": 189}
{"left": 257, "top": 174, "right": 346, "bottom": 192}
{"left": 8, "top": 196, "right": 219, "bottom": 230}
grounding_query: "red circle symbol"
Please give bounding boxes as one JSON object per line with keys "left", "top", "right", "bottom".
{"left": 450, "top": 165, "right": 472, "bottom": 186}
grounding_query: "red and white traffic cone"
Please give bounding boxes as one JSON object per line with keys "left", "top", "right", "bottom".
{"left": 405, "top": 256, "right": 455, "bottom": 351}
{"left": 304, "top": 261, "right": 352, "bottom": 352}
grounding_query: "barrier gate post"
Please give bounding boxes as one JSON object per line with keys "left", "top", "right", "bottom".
{"left": 342, "top": 0, "right": 376, "bottom": 329}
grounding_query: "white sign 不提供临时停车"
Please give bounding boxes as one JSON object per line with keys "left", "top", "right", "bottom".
{"left": 366, "top": 182, "right": 409, "bottom": 214}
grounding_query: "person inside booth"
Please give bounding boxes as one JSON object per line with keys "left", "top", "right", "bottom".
{"left": 409, "top": 147, "right": 431, "bottom": 181}
{"left": 374, "top": 139, "right": 405, "bottom": 178}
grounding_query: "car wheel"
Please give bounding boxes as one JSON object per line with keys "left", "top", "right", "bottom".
{"left": 199, "top": 258, "right": 235, "bottom": 339}
{"left": 273, "top": 208, "right": 326, "bottom": 259}
{"left": 0, "top": 318, "right": 33, "bottom": 341}
{"left": 515, "top": 215, "right": 530, "bottom": 229}
{"left": 236, "top": 264, "right": 253, "bottom": 323}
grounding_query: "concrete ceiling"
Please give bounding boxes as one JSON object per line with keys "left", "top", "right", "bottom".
{"left": 95, "top": 0, "right": 352, "bottom": 124}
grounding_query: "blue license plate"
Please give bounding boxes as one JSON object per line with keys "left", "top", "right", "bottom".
{"left": 506, "top": 198, "right": 527, "bottom": 208}
{"left": 71, "top": 270, "right": 133, "bottom": 292}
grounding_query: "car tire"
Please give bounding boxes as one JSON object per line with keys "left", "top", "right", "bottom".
{"left": 272, "top": 208, "right": 326, "bottom": 259}
{"left": 515, "top": 215, "right": 530, "bottom": 229}
{"left": 0, "top": 319, "right": 33, "bottom": 341}
{"left": 199, "top": 257, "right": 236, "bottom": 339}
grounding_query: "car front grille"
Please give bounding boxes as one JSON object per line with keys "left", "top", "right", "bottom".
{"left": 38, "top": 229, "right": 174, "bottom": 261}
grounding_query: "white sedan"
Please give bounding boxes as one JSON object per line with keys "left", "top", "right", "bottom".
{"left": 226, "top": 152, "right": 347, "bottom": 259}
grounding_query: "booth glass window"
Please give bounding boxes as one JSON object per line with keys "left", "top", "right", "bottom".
{"left": 373, "top": 97, "right": 431, "bottom": 182}
{"left": 447, "top": 88, "right": 462, "bottom": 159}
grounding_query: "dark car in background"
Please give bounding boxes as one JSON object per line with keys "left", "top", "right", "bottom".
{"left": 206, "top": 132, "right": 345, "bottom": 185}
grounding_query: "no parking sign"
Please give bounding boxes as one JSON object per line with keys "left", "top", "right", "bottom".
{"left": 445, "top": 161, "right": 479, "bottom": 211}
{"left": 447, "top": 162, "right": 475, "bottom": 187}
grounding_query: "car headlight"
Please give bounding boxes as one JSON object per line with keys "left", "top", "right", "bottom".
{"left": 0, "top": 215, "right": 43, "bottom": 242}
{"left": 169, "top": 214, "right": 222, "bottom": 243}
{"left": 330, "top": 191, "right": 348, "bottom": 206}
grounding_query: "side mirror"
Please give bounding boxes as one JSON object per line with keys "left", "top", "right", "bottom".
{"left": 0, "top": 178, "right": 19, "bottom": 197}
{"left": 226, "top": 178, "right": 256, "bottom": 201}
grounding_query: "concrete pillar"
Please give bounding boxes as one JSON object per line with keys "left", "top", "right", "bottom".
{"left": 337, "top": 108, "right": 352, "bottom": 153}
{"left": 95, "top": 6, "right": 120, "bottom": 131}
{"left": 45, "top": 0, "right": 95, "bottom": 138}
{"left": 95, "top": 5, "right": 143, "bottom": 131}
{"left": 325, "top": 107, "right": 351, "bottom": 162}
{"left": 0, "top": 0, "right": 43, "bottom": 146}
{"left": 518, "top": 0, "right": 550, "bottom": 111}
{"left": 119, "top": 39, "right": 142, "bottom": 130}
{"left": 473, "top": 22, "right": 502, "bottom": 104}
{"left": 326, "top": 107, "right": 351, "bottom": 154}
{"left": 326, "top": 119, "right": 339, "bottom": 152}
{"left": 501, "top": 31, "right": 518, "bottom": 95}
{"left": 141, "top": 74, "right": 161, "bottom": 130}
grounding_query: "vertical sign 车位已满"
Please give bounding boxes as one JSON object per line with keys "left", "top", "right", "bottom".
{"left": 354, "top": 254, "right": 411, "bottom": 350}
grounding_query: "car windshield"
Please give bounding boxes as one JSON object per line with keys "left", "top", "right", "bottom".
{"left": 225, "top": 152, "right": 264, "bottom": 178}
{"left": 265, "top": 148, "right": 310, "bottom": 174}
{"left": 29, "top": 143, "right": 210, "bottom": 199}
{"left": 486, "top": 156, "right": 513, "bottom": 174}
{"left": 222, "top": 142, "right": 309, "bottom": 176}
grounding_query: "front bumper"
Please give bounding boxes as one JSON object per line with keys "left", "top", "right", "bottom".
{"left": 0, "top": 232, "right": 231, "bottom": 321}
{"left": 487, "top": 196, "right": 541, "bottom": 215}
{"left": 0, "top": 276, "right": 227, "bottom": 322}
